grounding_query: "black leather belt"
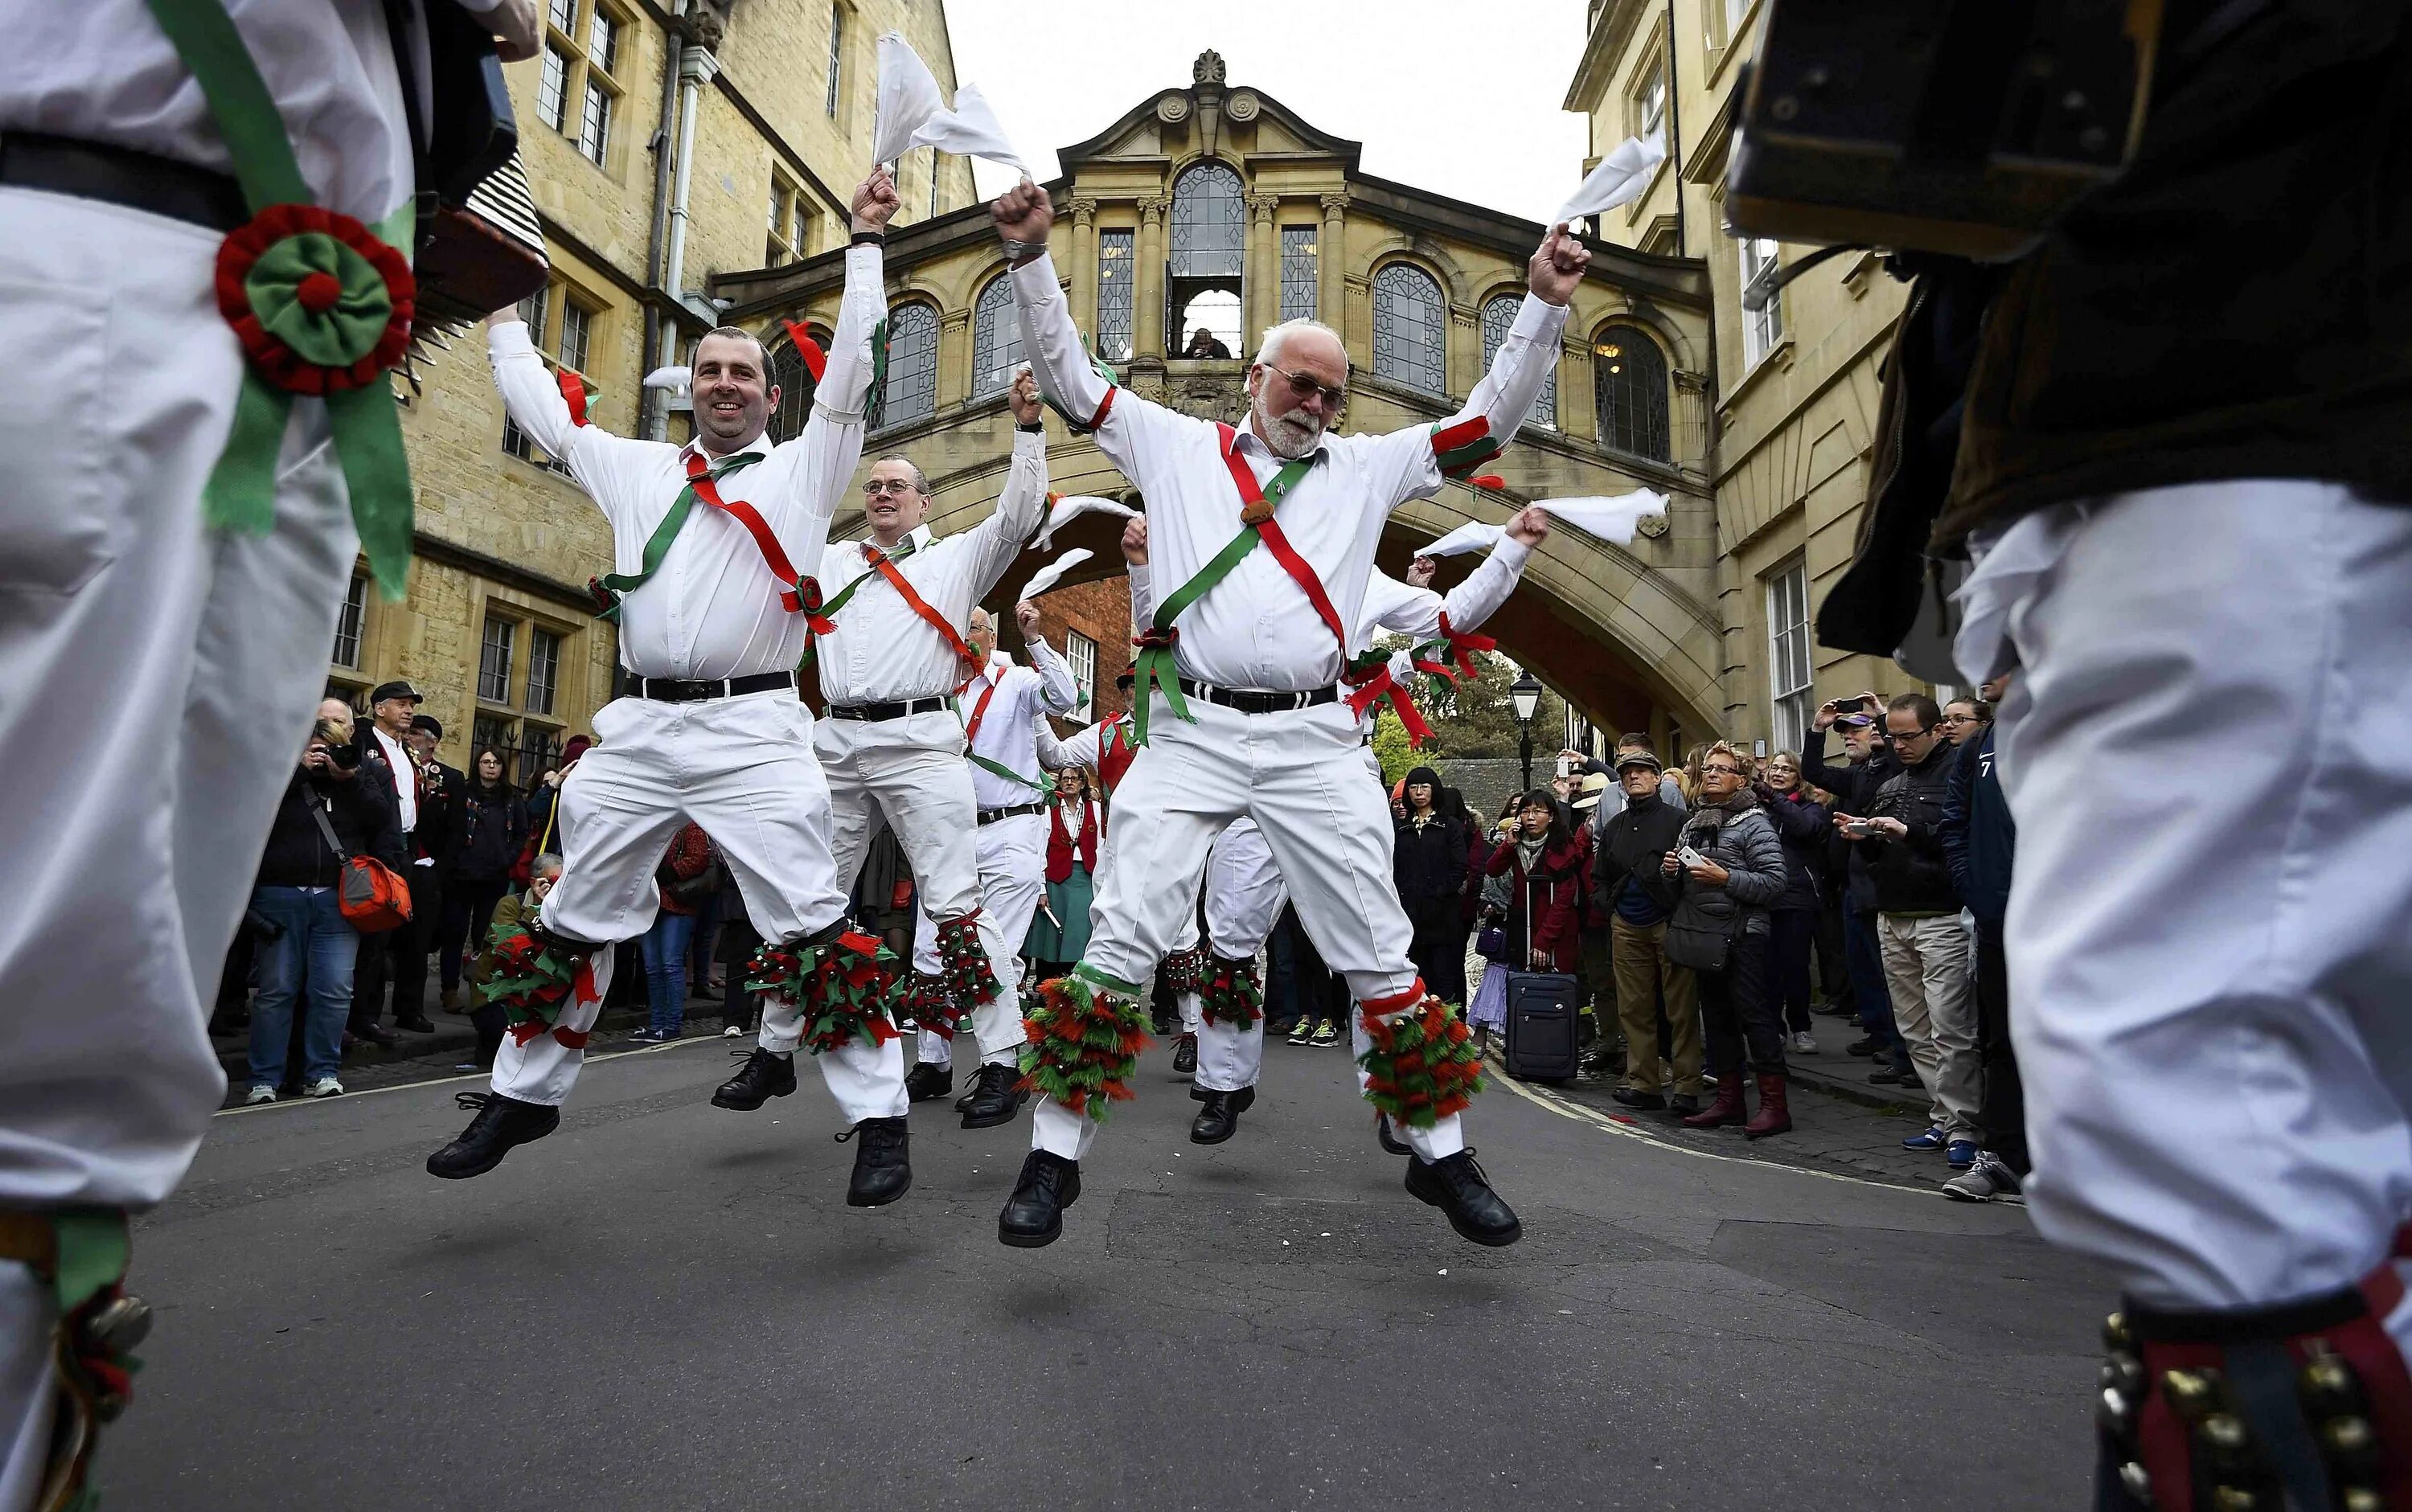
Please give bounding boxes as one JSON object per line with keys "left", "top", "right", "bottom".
{"left": 0, "top": 132, "right": 249, "bottom": 233}
{"left": 978, "top": 801, "right": 1047, "bottom": 826}
{"left": 1175, "top": 678, "right": 1339, "bottom": 715}
{"left": 622, "top": 670, "right": 797, "bottom": 702}
{"left": 826, "top": 696, "right": 950, "bottom": 722}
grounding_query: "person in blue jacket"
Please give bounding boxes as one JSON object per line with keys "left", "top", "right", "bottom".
{"left": 1938, "top": 678, "right": 2020, "bottom": 1202}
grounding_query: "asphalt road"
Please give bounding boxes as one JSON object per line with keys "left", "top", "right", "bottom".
{"left": 114, "top": 1035, "right": 2108, "bottom": 1510}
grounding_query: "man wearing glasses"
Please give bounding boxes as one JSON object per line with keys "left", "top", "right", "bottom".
{"left": 987, "top": 178, "right": 1581, "bottom": 1249}
{"left": 1840, "top": 693, "right": 1979, "bottom": 1171}
{"left": 714, "top": 369, "right": 1052, "bottom": 1135}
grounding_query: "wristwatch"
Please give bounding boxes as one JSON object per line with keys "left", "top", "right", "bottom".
{"left": 999, "top": 236, "right": 1046, "bottom": 265}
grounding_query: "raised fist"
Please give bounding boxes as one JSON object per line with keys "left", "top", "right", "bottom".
{"left": 1015, "top": 600, "right": 1042, "bottom": 637}
{"left": 1528, "top": 225, "right": 1590, "bottom": 307}
{"left": 1405, "top": 555, "right": 1438, "bottom": 589}
{"left": 1008, "top": 367, "right": 1043, "bottom": 425}
{"left": 991, "top": 181, "right": 1053, "bottom": 260}
{"left": 1505, "top": 505, "right": 1551, "bottom": 546}
{"left": 1119, "top": 514, "right": 1148, "bottom": 566}
{"left": 489, "top": 0, "right": 540, "bottom": 61}
{"left": 851, "top": 167, "right": 900, "bottom": 233}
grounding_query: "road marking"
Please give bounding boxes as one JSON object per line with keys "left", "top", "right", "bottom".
{"left": 211, "top": 1034, "right": 723, "bottom": 1117}
{"left": 1488, "top": 1072, "right": 1932, "bottom": 1196}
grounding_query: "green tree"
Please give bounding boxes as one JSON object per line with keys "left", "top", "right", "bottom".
{"left": 1370, "top": 707, "right": 1414, "bottom": 785}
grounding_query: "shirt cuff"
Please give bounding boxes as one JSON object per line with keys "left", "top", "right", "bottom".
{"left": 1489, "top": 535, "right": 1533, "bottom": 573}
{"left": 487, "top": 320, "right": 535, "bottom": 357}
{"left": 1009, "top": 251, "right": 1064, "bottom": 307}
{"left": 1511, "top": 292, "right": 1570, "bottom": 342}
{"left": 845, "top": 241, "right": 884, "bottom": 279}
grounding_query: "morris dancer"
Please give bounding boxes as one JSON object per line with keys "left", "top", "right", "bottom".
{"left": 900, "top": 600, "right": 1078, "bottom": 1122}
{"left": 425, "top": 170, "right": 916, "bottom": 1207}
{"left": 715, "top": 371, "right": 1052, "bottom": 1130}
{"left": 2, "top": 2, "right": 539, "bottom": 1505}
{"left": 989, "top": 180, "right": 1581, "bottom": 1248}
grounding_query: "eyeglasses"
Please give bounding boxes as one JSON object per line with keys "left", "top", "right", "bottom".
{"left": 1700, "top": 764, "right": 1745, "bottom": 778}
{"left": 1263, "top": 363, "right": 1347, "bottom": 409}
{"left": 1888, "top": 724, "right": 1938, "bottom": 741}
{"left": 863, "top": 478, "right": 922, "bottom": 498}
{"left": 1941, "top": 713, "right": 1978, "bottom": 725}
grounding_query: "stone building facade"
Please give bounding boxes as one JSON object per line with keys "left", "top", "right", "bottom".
{"left": 338, "top": 0, "right": 975, "bottom": 779}
{"left": 1565, "top": 0, "right": 1938, "bottom": 762}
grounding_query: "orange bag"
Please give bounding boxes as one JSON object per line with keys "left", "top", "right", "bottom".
{"left": 309, "top": 798, "right": 415, "bottom": 934}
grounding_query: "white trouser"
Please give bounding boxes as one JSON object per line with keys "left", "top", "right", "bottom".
{"left": 1194, "top": 818, "right": 1288, "bottom": 1094}
{"left": 1029, "top": 698, "right": 1462, "bottom": 1163}
{"left": 911, "top": 809, "right": 1046, "bottom": 1070}
{"left": 0, "top": 191, "right": 364, "bottom": 1512}
{"left": 490, "top": 690, "right": 897, "bottom": 1121}
{"left": 1876, "top": 912, "right": 1979, "bottom": 1140}
{"left": 1964, "top": 480, "right": 2412, "bottom": 1344}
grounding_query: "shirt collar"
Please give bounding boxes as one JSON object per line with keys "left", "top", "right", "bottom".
{"left": 685, "top": 434, "right": 773, "bottom": 469}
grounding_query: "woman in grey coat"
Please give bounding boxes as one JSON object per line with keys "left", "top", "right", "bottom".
{"left": 1660, "top": 744, "right": 1795, "bottom": 1137}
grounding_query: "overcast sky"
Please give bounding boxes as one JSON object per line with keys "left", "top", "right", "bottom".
{"left": 943, "top": 1, "right": 1595, "bottom": 227}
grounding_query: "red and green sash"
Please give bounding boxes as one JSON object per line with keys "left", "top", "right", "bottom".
{"left": 590, "top": 449, "right": 818, "bottom": 625}
{"left": 958, "top": 665, "right": 1044, "bottom": 792}
{"left": 804, "top": 537, "right": 980, "bottom": 681}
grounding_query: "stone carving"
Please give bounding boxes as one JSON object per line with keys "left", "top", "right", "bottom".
{"left": 681, "top": 5, "right": 725, "bottom": 50}
{"left": 1167, "top": 378, "right": 1246, "bottom": 427}
{"left": 1066, "top": 197, "right": 1097, "bottom": 227}
{"left": 1192, "top": 49, "right": 1227, "bottom": 86}
{"left": 1226, "top": 89, "right": 1260, "bottom": 122}
{"left": 1636, "top": 512, "right": 1671, "bottom": 540}
{"left": 1319, "top": 192, "right": 1349, "bottom": 216}
{"left": 1157, "top": 92, "right": 1190, "bottom": 125}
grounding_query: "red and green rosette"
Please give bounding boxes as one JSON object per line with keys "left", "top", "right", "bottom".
{"left": 935, "top": 911, "right": 1003, "bottom": 1015}
{"left": 1018, "top": 965, "right": 1147, "bottom": 1120}
{"left": 215, "top": 204, "right": 414, "bottom": 395}
{"left": 478, "top": 924, "right": 597, "bottom": 1049}
{"left": 745, "top": 931, "right": 901, "bottom": 1055}
{"left": 1200, "top": 955, "right": 1263, "bottom": 1029}
{"left": 1356, "top": 986, "right": 1484, "bottom": 1129}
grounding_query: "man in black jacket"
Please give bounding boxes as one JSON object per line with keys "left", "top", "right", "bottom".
{"left": 1938, "top": 675, "right": 2019, "bottom": 1203}
{"left": 1801, "top": 699, "right": 1908, "bottom": 1080}
{"left": 1845, "top": 695, "right": 1976, "bottom": 1170}
{"left": 1592, "top": 751, "right": 1701, "bottom": 1113}
{"left": 407, "top": 715, "right": 468, "bottom": 1010}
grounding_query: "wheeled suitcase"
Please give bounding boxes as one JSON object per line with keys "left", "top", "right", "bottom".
{"left": 1503, "top": 970, "right": 1581, "bottom": 1083}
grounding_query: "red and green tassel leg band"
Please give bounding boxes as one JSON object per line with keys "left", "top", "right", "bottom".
{"left": 477, "top": 923, "right": 599, "bottom": 1050}
{"left": 1200, "top": 954, "right": 1263, "bottom": 1029}
{"left": 3, "top": 1211, "right": 145, "bottom": 1512}
{"left": 903, "top": 971, "right": 962, "bottom": 1042}
{"left": 1356, "top": 983, "right": 1484, "bottom": 1129}
{"left": 1017, "top": 965, "right": 1147, "bottom": 1121}
{"left": 935, "top": 910, "right": 1003, "bottom": 1018}
{"left": 1159, "top": 945, "right": 1207, "bottom": 997}
{"left": 745, "top": 929, "right": 902, "bottom": 1055}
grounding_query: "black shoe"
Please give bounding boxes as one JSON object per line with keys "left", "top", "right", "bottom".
{"left": 959, "top": 1062, "right": 1027, "bottom": 1130}
{"left": 352, "top": 1022, "right": 399, "bottom": 1047}
{"left": 1405, "top": 1149, "right": 1522, "bottom": 1247}
{"left": 953, "top": 1080, "right": 981, "bottom": 1114}
{"left": 1870, "top": 1061, "right": 1917, "bottom": 1085}
{"left": 396, "top": 1015, "right": 437, "bottom": 1034}
{"left": 1845, "top": 1036, "right": 1881, "bottom": 1058}
{"left": 712, "top": 1047, "right": 797, "bottom": 1110}
{"left": 1667, "top": 1093, "right": 1704, "bottom": 1116}
{"left": 1188, "top": 1086, "right": 1255, "bottom": 1144}
{"left": 836, "top": 1116, "right": 911, "bottom": 1207}
{"left": 1171, "top": 1034, "right": 1197, "bottom": 1076}
{"left": 1375, "top": 1112, "right": 1412, "bottom": 1157}
{"left": 425, "top": 1092, "right": 560, "bottom": 1179}
{"left": 1610, "top": 1087, "right": 1666, "bottom": 1111}
{"left": 999, "top": 1149, "right": 1081, "bottom": 1247}
{"left": 904, "top": 1063, "right": 954, "bottom": 1103}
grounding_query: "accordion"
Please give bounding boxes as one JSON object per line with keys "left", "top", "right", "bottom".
{"left": 1727, "top": 0, "right": 2166, "bottom": 260}
{"left": 404, "top": 0, "right": 548, "bottom": 344}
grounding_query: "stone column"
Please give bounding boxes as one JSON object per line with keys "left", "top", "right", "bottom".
{"left": 1137, "top": 192, "right": 1171, "bottom": 358}
{"left": 1067, "top": 196, "right": 1099, "bottom": 337}
{"left": 1448, "top": 305, "right": 1480, "bottom": 403}
{"left": 1317, "top": 193, "right": 1347, "bottom": 338}
{"left": 1673, "top": 369, "right": 1710, "bottom": 478}
{"left": 939, "top": 308, "right": 972, "bottom": 416}
{"left": 1244, "top": 192, "right": 1278, "bottom": 346}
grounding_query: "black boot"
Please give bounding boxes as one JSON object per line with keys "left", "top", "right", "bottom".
{"left": 998, "top": 1149, "right": 1081, "bottom": 1248}
{"left": 1374, "top": 1112, "right": 1412, "bottom": 1156}
{"left": 1188, "top": 1085, "right": 1255, "bottom": 1144}
{"left": 959, "top": 1062, "right": 1027, "bottom": 1130}
{"left": 904, "top": 1062, "right": 954, "bottom": 1103}
{"left": 425, "top": 1092, "right": 560, "bottom": 1179}
{"left": 1404, "top": 1149, "right": 1522, "bottom": 1247}
{"left": 712, "top": 1047, "right": 797, "bottom": 1110}
{"left": 839, "top": 1116, "right": 911, "bottom": 1207}
{"left": 1171, "top": 1033, "right": 1197, "bottom": 1076}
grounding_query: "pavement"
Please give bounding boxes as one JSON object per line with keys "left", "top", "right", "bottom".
{"left": 114, "top": 1016, "right": 2107, "bottom": 1510}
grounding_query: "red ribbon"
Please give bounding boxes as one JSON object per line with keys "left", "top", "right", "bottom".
{"left": 557, "top": 367, "right": 590, "bottom": 427}
{"left": 684, "top": 451, "right": 812, "bottom": 614}
{"left": 780, "top": 320, "right": 828, "bottom": 383}
{"left": 1344, "top": 658, "right": 1434, "bottom": 748}
{"left": 794, "top": 576, "right": 835, "bottom": 636}
{"left": 1434, "top": 613, "right": 1495, "bottom": 682}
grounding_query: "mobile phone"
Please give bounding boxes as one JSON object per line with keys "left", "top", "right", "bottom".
{"left": 1554, "top": 753, "right": 1577, "bottom": 779}
{"left": 1841, "top": 819, "right": 1873, "bottom": 838}
{"left": 1678, "top": 845, "right": 1708, "bottom": 868}
{"left": 1832, "top": 695, "right": 1870, "bottom": 713}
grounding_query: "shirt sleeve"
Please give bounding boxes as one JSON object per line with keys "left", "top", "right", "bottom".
{"left": 1127, "top": 559, "right": 1155, "bottom": 629}
{"left": 487, "top": 321, "right": 635, "bottom": 518}
{"left": 1365, "top": 571, "right": 1446, "bottom": 641}
{"left": 1364, "top": 294, "right": 1571, "bottom": 509}
{"left": 755, "top": 242, "right": 888, "bottom": 526}
{"left": 1437, "top": 536, "right": 1532, "bottom": 633}
{"left": 1009, "top": 251, "right": 1183, "bottom": 481}
{"left": 958, "top": 429, "right": 1049, "bottom": 602}
{"left": 1038, "top": 719, "right": 1101, "bottom": 771}
{"left": 1023, "top": 636, "right": 1081, "bottom": 714}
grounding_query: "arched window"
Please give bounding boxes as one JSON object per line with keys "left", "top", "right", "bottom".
{"left": 872, "top": 302, "right": 938, "bottom": 431}
{"left": 1593, "top": 322, "right": 1669, "bottom": 461}
{"left": 1169, "top": 162, "right": 1245, "bottom": 277}
{"left": 1483, "top": 294, "right": 1556, "bottom": 430}
{"left": 970, "top": 274, "right": 1022, "bottom": 396}
{"left": 1372, "top": 263, "right": 1446, "bottom": 395}
{"left": 765, "top": 326, "right": 822, "bottom": 443}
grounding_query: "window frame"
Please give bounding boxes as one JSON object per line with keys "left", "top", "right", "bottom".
{"left": 525, "top": 625, "right": 563, "bottom": 717}
{"left": 765, "top": 171, "right": 806, "bottom": 268}
{"left": 1278, "top": 224, "right": 1318, "bottom": 324}
{"left": 1741, "top": 236, "right": 1786, "bottom": 366}
{"left": 970, "top": 273, "right": 1023, "bottom": 397}
{"left": 1370, "top": 261, "right": 1448, "bottom": 398}
{"left": 1483, "top": 293, "right": 1555, "bottom": 430}
{"left": 1095, "top": 227, "right": 1136, "bottom": 363}
{"left": 870, "top": 301, "right": 940, "bottom": 432}
{"left": 1766, "top": 559, "right": 1813, "bottom": 753}
{"left": 1592, "top": 321, "right": 1672, "bottom": 463}
{"left": 825, "top": 2, "right": 846, "bottom": 120}
{"left": 1064, "top": 630, "right": 1097, "bottom": 720}
{"left": 538, "top": 0, "right": 627, "bottom": 171}
{"left": 1637, "top": 63, "right": 1667, "bottom": 140}
{"left": 331, "top": 574, "right": 367, "bottom": 670}
{"left": 478, "top": 617, "right": 518, "bottom": 707}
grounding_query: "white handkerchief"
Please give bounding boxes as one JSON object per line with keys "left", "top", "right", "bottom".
{"left": 873, "top": 33, "right": 946, "bottom": 167}
{"left": 642, "top": 364, "right": 691, "bottom": 408}
{"left": 1539, "top": 490, "right": 1669, "bottom": 545}
{"left": 1021, "top": 548, "right": 1093, "bottom": 601}
{"left": 1420, "top": 520, "right": 1504, "bottom": 558}
{"left": 1553, "top": 134, "right": 1667, "bottom": 228}
{"left": 909, "top": 83, "right": 1027, "bottom": 174}
{"left": 1036, "top": 494, "right": 1138, "bottom": 551}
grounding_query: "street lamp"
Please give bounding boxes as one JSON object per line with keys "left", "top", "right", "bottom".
{"left": 1510, "top": 670, "right": 1543, "bottom": 793}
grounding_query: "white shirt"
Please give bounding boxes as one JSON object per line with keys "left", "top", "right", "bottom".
{"left": 371, "top": 726, "right": 417, "bottom": 834}
{"left": 488, "top": 244, "right": 885, "bottom": 682}
{"left": 1011, "top": 252, "right": 1564, "bottom": 693}
{"left": 1131, "top": 538, "right": 1532, "bottom": 663}
{"left": 812, "top": 429, "right": 1048, "bottom": 705}
{"left": 959, "top": 642, "right": 1079, "bottom": 809}
{"left": 0, "top": 0, "right": 503, "bottom": 226}
{"left": 1036, "top": 715, "right": 1138, "bottom": 794}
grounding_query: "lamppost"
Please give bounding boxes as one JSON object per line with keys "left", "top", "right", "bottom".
{"left": 1510, "top": 670, "right": 1543, "bottom": 793}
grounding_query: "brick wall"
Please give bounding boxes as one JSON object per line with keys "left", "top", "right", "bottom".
{"left": 1019, "top": 577, "right": 1132, "bottom": 728}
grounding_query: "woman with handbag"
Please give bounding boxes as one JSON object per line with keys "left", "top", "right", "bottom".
{"left": 1482, "top": 791, "right": 1588, "bottom": 1055}
{"left": 440, "top": 748, "right": 528, "bottom": 1014}
{"left": 242, "top": 715, "right": 405, "bottom": 1103}
{"left": 1663, "top": 744, "right": 1795, "bottom": 1138}
{"left": 630, "top": 824, "right": 716, "bottom": 1042}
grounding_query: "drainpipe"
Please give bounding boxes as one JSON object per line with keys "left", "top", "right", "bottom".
{"left": 662, "top": 38, "right": 720, "bottom": 355}
{"left": 640, "top": 5, "right": 686, "bottom": 439}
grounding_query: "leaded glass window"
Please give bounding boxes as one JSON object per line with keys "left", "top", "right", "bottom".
{"left": 1372, "top": 263, "right": 1446, "bottom": 395}
{"left": 873, "top": 302, "right": 938, "bottom": 430}
{"left": 1483, "top": 295, "right": 1556, "bottom": 429}
{"left": 971, "top": 275, "right": 1022, "bottom": 395}
{"left": 1096, "top": 229, "right": 1134, "bottom": 363}
{"left": 1594, "top": 322, "right": 1670, "bottom": 461}
{"left": 767, "top": 329, "right": 820, "bottom": 442}
{"left": 1279, "top": 225, "right": 1318, "bottom": 323}
{"left": 1170, "top": 162, "right": 1245, "bottom": 278}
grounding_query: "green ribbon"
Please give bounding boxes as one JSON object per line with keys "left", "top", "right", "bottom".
{"left": 145, "top": 0, "right": 420, "bottom": 599}
{"left": 1040, "top": 343, "right": 1122, "bottom": 434}
{"left": 969, "top": 752, "right": 1045, "bottom": 791}
{"left": 47, "top": 1211, "right": 130, "bottom": 1315}
{"left": 1071, "top": 961, "right": 1142, "bottom": 998}
{"left": 1127, "top": 452, "right": 1316, "bottom": 746}
{"left": 1434, "top": 419, "right": 1505, "bottom": 479}
{"left": 594, "top": 452, "right": 763, "bottom": 621}
{"left": 863, "top": 318, "right": 891, "bottom": 430}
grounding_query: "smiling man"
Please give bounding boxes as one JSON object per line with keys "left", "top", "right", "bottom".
{"left": 425, "top": 168, "right": 918, "bottom": 1209}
